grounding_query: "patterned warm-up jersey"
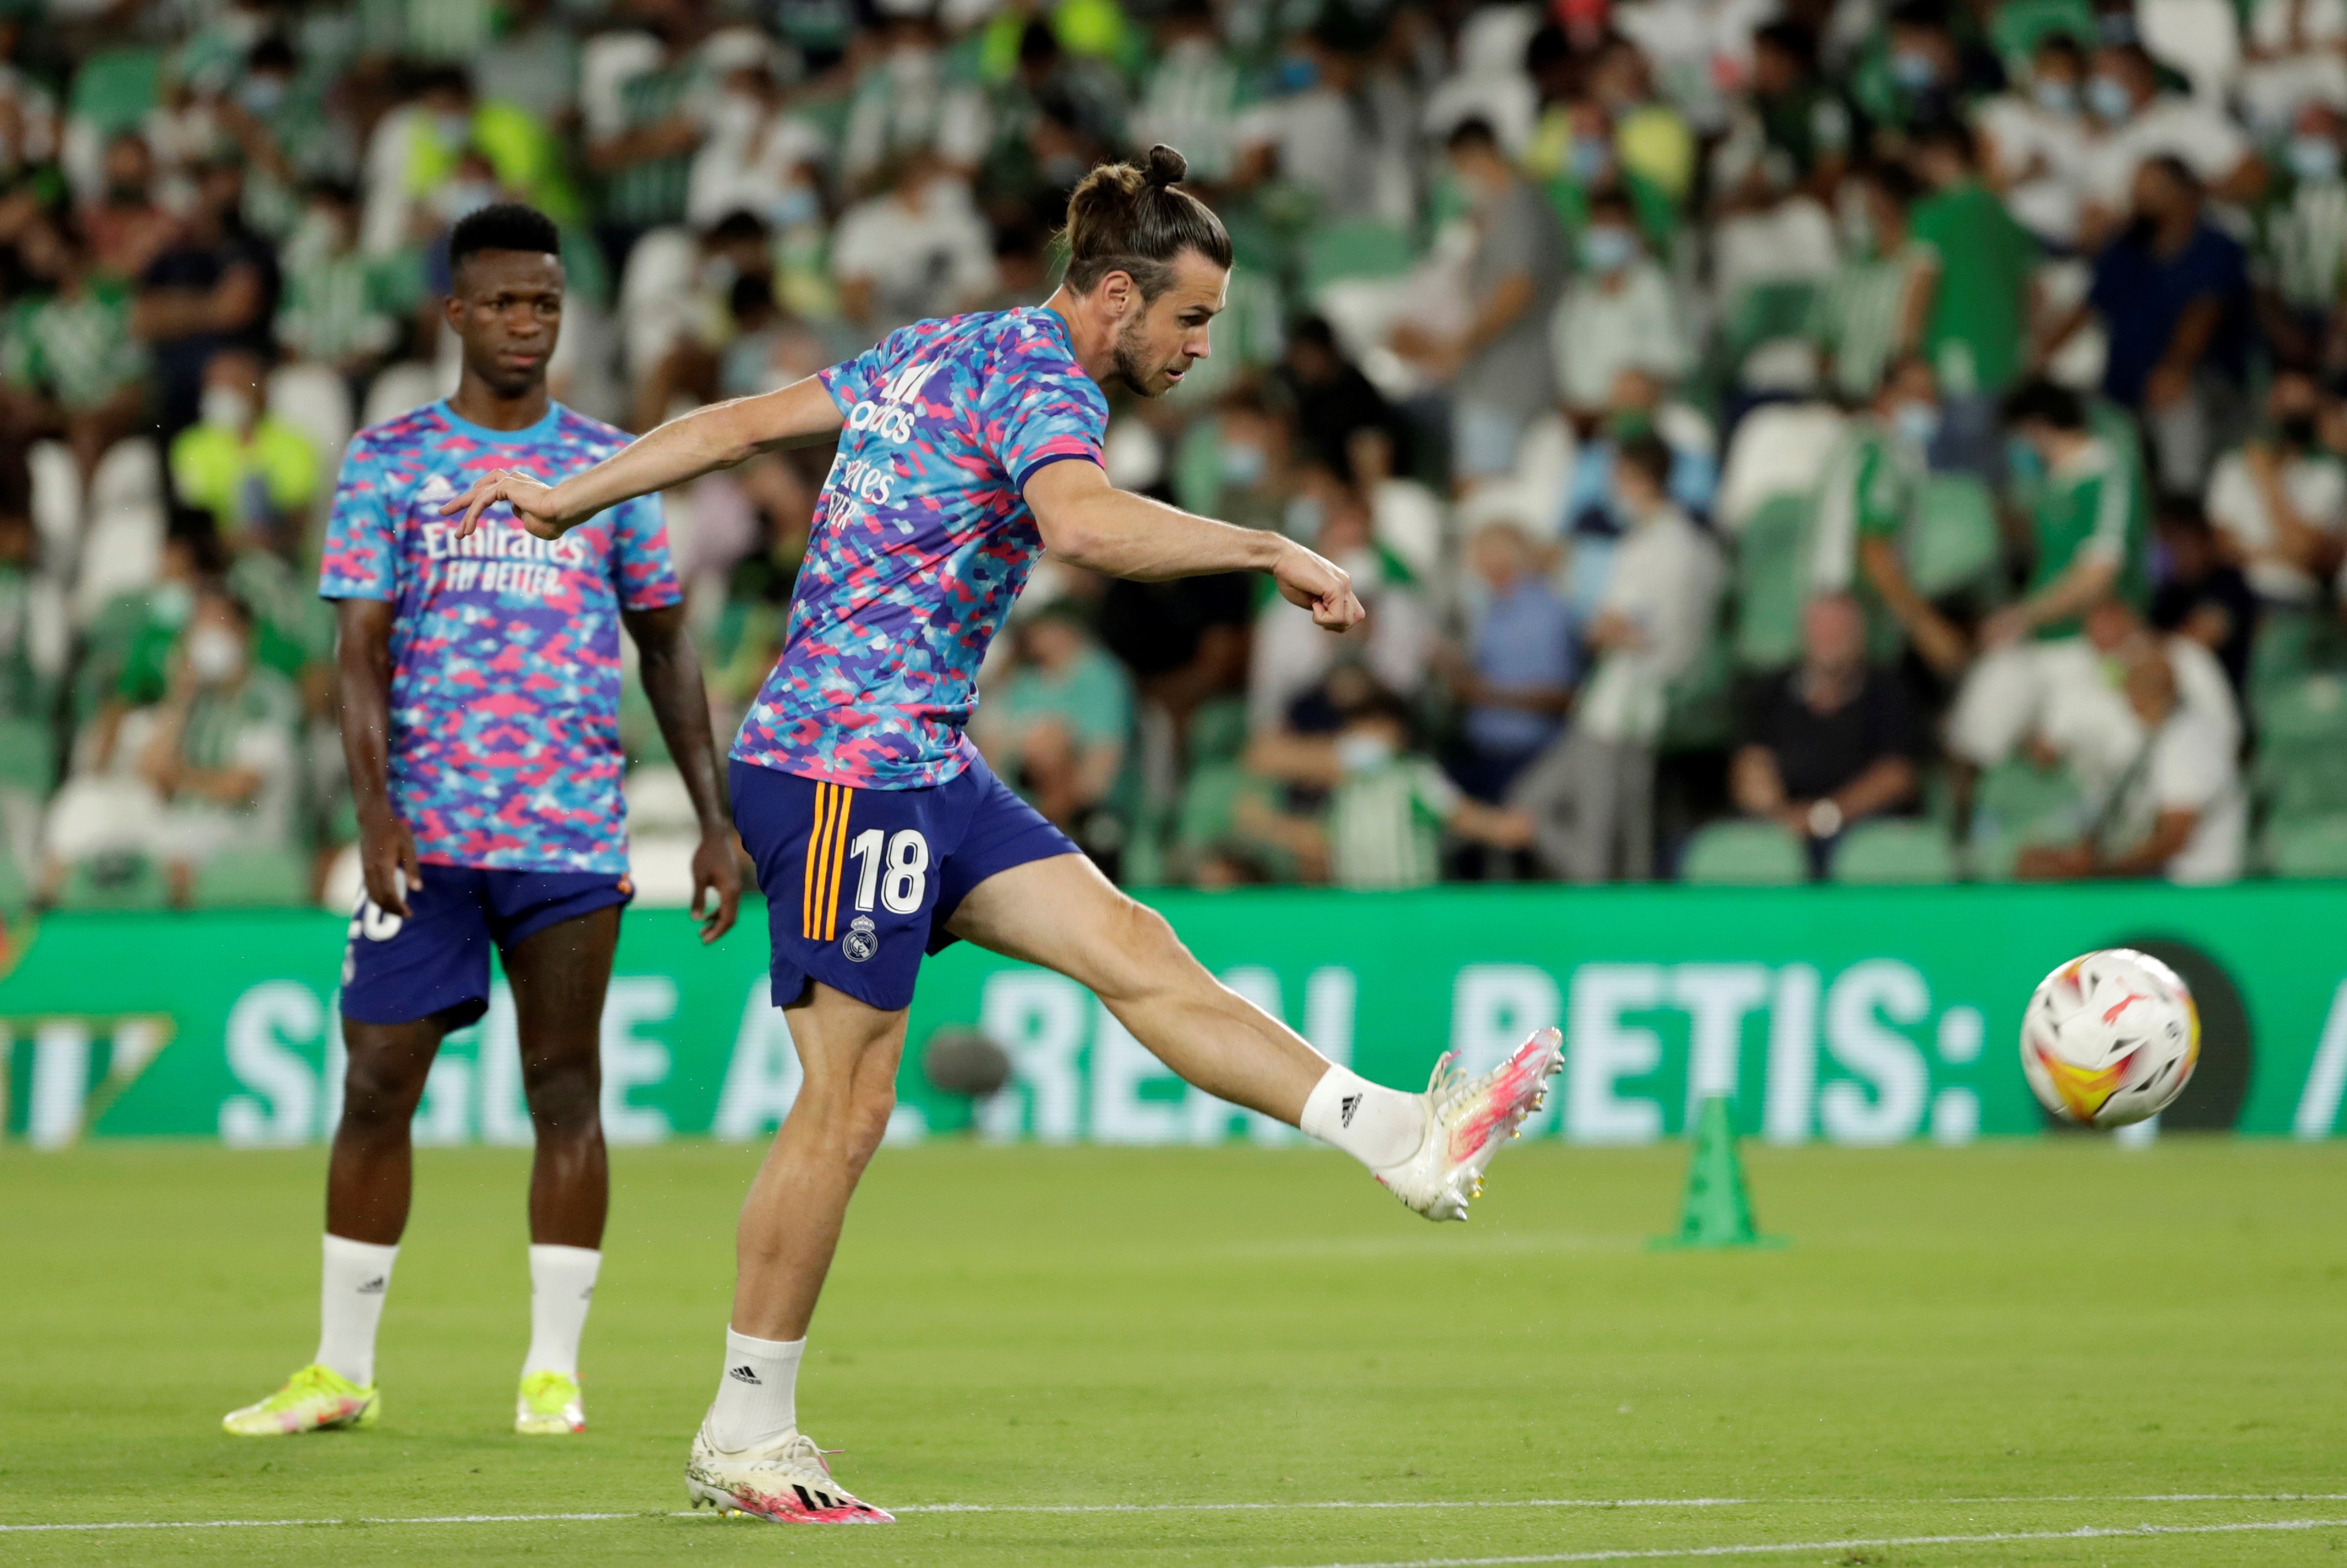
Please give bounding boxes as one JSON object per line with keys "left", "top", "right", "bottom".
{"left": 318, "top": 400, "right": 682, "bottom": 874}
{"left": 732, "top": 306, "right": 1110, "bottom": 788}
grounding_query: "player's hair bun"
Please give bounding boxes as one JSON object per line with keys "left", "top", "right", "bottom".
{"left": 1142, "top": 144, "right": 1188, "bottom": 187}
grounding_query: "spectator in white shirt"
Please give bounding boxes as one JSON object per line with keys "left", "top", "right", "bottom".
{"left": 2204, "top": 369, "right": 2347, "bottom": 607}
{"left": 829, "top": 150, "right": 997, "bottom": 337}
{"left": 1975, "top": 32, "right": 2097, "bottom": 247}
{"left": 686, "top": 28, "right": 828, "bottom": 231}
{"left": 1507, "top": 436, "right": 1724, "bottom": 881}
{"left": 2018, "top": 638, "right": 2245, "bottom": 884}
{"left": 2081, "top": 43, "right": 2263, "bottom": 242}
{"left": 1549, "top": 187, "right": 1691, "bottom": 420}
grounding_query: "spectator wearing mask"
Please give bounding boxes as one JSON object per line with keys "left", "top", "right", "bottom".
{"left": 2239, "top": 0, "right": 2347, "bottom": 137}
{"left": 2016, "top": 639, "right": 2245, "bottom": 883}
{"left": 582, "top": 0, "right": 716, "bottom": 264}
{"left": 135, "top": 586, "right": 303, "bottom": 904}
{"left": 1508, "top": 436, "right": 1723, "bottom": 881}
{"left": 1975, "top": 32, "right": 2096, "bottom": 248}
{"left": 1439, "top": 520, "right": 1576, "bottom": 801}
{"left": 275, "top": 181, "right": 406, "bottom": 389}
{"left": 1808, "top": 160, "right": 1931, "bottom": 405}
{"left": 1907, "top": 118, "right": 2036, "bottom": 476}
{"left": 367, "top": 64, "right": 576, "bottom": 257}
{"left": 1814, "top": 355, "right": 1972, "bottom": 678}
{"left": 1946, "top": 380, "right": 2149, "bottom": 771}
{"left": 1876, "top": 2, "right": 2002, "bottom": 135}
{"left": 1241, "top": 692, "right": 1535, "bottom": 889}
{"left": 971, "top": 600, "right": 1134, "bottom": 845}
{"left": 2204, "top": 368, "right": 2347, "bottom": 610}
{"left": 686, "top": 28, "right": 828, "bottom": 233}
{"left": 1715, "top": 21, "right": 1851, "bottom": 209}
{"left": 2079, "top": 43, "right": 2262, "bottom": 234}
{"left": 1731, "top": 592, "right": 1922, "bottom": 873}
{"left": 839, "top": 11, "right": 990, "bottom": 187}
{"left": 2252, "top": 103, "right": 2347, "bottom": 370}
{"left": 77, "top": 132, "right": 179, "bottom": 283}
{"left": 1230, "top": 24, "right": 1406, "bottom": 223}
{"left": 829, "top": 150, "right": 997, "bottom": 338}
{"left": 133, "top": 156, "right": 279, "bottom": 439}
{"left": 2047, "top": 157, "right": 2252, "bottom": 496}
{"left": 1, "top": 222, "right": 149, "bottom": 484}
{"left": 2150, "top": 502, "right": 2258, "bottom": 700}
{"left": 1130, "top": 0, "right": 1245, "bottom": 187}
{"left": 1549, "top": 187, "right": 1690, "bottom": 422}
{"left": 168, "top": 347, "right": 321, "bottom": 547}
{"left": 1394, "top": 118, "right": 1564, "bottom": 487}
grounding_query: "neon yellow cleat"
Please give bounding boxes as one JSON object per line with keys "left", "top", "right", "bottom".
{"left": 515, "top": 1370, "right": 586, "bottom": 1435}
{"left": 222, "top": 1364, "right": 379, "bottom": 1436}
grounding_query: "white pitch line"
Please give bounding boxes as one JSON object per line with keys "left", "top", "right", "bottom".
{"left": 1279, "top": 1517, "right": 2347, "bottom": 1568}
{"left": 7, "top": 1494, "right": 2347, "bottom": 1534}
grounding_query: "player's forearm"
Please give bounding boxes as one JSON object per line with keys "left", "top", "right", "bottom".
{"left": 333, "top": 604, "right": 400, "bottom": 827}
{"left": 548, "top": 381, "right": 840, "bottom": 529}
{"left": 1041, "top": 485, "right": 1285, "bottom": 583}
{"left": 627, "top": 607, "right": 733, "bottom": 832}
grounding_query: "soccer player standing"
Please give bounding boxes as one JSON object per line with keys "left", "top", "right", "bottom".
{"left": 445, "top": 151, "right": 1559, "bottom": 1520}
{"left": 223, "top": 205, "right": 742, "bottom": 1439}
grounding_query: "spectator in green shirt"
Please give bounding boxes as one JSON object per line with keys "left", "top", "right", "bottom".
{"left": 1946, "top": 379, "right": 2147, "bottom": 769}
{"left": 972, "top": 600, "right": 1134, "bottom": 844}
{"left": 1909, "top": 118, "right": 2039, "bottom": 477}
{"left": 168, "top": 347, "right": 322, "bottom": 548}
{"left": 1806, "top": 161, "right": 1932, "bottom": 404}
{"left": 0, "top": 223, "right": 149, "bottom": 483}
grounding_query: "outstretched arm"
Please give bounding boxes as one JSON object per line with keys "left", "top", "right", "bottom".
{"left": 623, "top": 603, "right": 741, "bottom": 945}
{"left": 444, "top": 378, "right": 844, "bottom": 540}
{"left": 1023, "top": 458, "right": 1366, "bottom": 632}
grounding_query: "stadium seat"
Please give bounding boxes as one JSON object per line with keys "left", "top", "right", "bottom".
{"left": 268, "top": 364, "right": 356, "bottom": 478}
{"left": 2263, "top": 815, "right": 2347, "bottom": 879}
{"left": 88, "top": 438, "right": 161, "bottom": 515}
{"left": 0, "top": 838, "right": 28, "bottom": 916}
{"left": 1968, "top": 760, "right": 2087, "bottom": 880}
{"left": 1680, "top": 820, "right": 1808, "bottom": 885}
{"left": 627, "top": 833, "right": 702, "bottom": 906}
{"left": 0, "top": 716, "right": 53, "bottom": 794}
{"left": 68, "top": 47, "right": 163, "bottom": 136}
{"left": 58, "top": 853, "right": 168, "bottom": 911}
{"left": 193, "top": 848, "right": 312, "bottom": 908}
{"left": 28, "top": 440, "right": 80, "bottom": 561}
{"left": 2138, "top": 0, "right": 2240, "bottom": 102}
{"left": 1906, "top": 474, "right": 2001, "bottom": 600}
{"left": 1830, "top": 819, "right": 1957, "bottom": 884}
{"left": 361, "top": 361, "right": 448, "bottom": 428}
{"left": 2253, "top": 673, "right": 2347, "bottom": 822}
{"left": 1301, "top": 220, "right": 1418, "bottom": 299}
{"left": 1715, "top": 401, "right": 1845, "bottom": 534}
{"left": 1990, "top": 0, "right": 2095, "bottom": 67}
{"left": 71, "top": 504, "right": 163, "bottom": 624}
{"left": 1187, "top": 697, "right": 1251, "bottom": 769}
{"left": 623, "top": 763, "right": 699, "bottom": 834}
{"left": 1730, "top": 493, "right": 1813, "bottom": 671}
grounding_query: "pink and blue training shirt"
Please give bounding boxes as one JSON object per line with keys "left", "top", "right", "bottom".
{"left": 732, "top": 305, "right": 1110, "bottom": 790}
{"left": 318, "top": 400, "right": 682, "bottom": 875}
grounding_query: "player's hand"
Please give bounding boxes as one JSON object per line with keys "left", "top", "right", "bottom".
{"left": 441, "top": 468, "right": 569, "bottom": 541}
{"left": 1272, "top": 539, "right": 1366, "bottom": 632}
{"left": 358, "top": 811, "right": 422, "bottom": 919}
{"left": 691, "top": 825, "right": 743, "bottom": 945}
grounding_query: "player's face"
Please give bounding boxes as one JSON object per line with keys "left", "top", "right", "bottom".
{"left": 446, "top": 249, "right": 564, "bottom": 397}
{"left": 1111, "top": 250, "right": 1227, "bottom": 398}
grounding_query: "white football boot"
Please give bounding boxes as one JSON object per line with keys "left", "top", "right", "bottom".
{"left": 1376, "top": 1027, "right": 1562, "bottom": 1221}
{"left": 686, "top": 1422, "right": 893, "bottom": 1524}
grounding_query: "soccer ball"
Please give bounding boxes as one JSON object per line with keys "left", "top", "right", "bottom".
{"left": 2019, "top": 949, "right": 2200, "bottom": 1128}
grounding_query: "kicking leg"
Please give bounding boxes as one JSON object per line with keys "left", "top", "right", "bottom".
{"left": 686, "top": 981, "right": 900, "bottom": 1524}
{"left": 501, "top": 906, "right": 621, "bottom": 1433}
{"left": 946, "top": 853, "right": 1560, "bottom": 1220}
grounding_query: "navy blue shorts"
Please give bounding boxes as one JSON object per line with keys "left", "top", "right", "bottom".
{"left": 731, "top": 755, "right": 1080, "bottom": 1012}
{"left": 339, "top": 862, "right": 634, "bottom": 1027}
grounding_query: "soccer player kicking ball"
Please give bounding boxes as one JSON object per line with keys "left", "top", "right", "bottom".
{"left": 444, "top": 149, "right": 1560, "bottom": 1521}
{"left": 223, "top": 204, "right": 742, "bottom": 1440}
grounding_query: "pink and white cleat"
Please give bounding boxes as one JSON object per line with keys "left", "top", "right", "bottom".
{"left": 686, "top": 1423, "right": 893, "bottom": 1524}
{"left": 1376, "top": 1028, "right": 1563, "bottom": 1222}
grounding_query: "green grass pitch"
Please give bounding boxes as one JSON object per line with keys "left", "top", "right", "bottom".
{"left": 4, "top": 1137, "right": 2346, "bottom": 1566}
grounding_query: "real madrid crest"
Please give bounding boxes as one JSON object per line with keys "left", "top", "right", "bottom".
{"left": 842, "top": 914, "right": 879, "bottom": 963}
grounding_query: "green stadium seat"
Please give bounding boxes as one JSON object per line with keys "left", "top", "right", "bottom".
{"left": 2253, "top": 673, "right": 2347, "bottom": 822}
{"left": 1830, "top": 818, "right": 1957, "bottom": 884}
{"left": 1660, "top": 633, "right": 1735, "bottom": 752}
{"left": 1731, "top": 493, "right": 1814, "bottom": 671}
{"left": 1906, "top": 474, "right": 2001, "bottom": 600}
{"left": 2263, "top": 815, "right": 2347, "bottom": 879}
{"left": 1172, "top": 761, "right": 1269, "bottom": 855}
{"left": 58, "top": 853, "right": 168, "bottom": 911}
{"left": 194, "top": 847, "right": 312, "bottom": 908}
{"left": 0, "top": 840, "right": 29, "bottom": 916}
{"left": 69, "top": 48, "right": 163, "bottom": 137}
{"left": 1301, "top": 220, "right": 1417, "bottom": 298}
{"left": 1680, "top": 819, "right": 1808, "bottom": 885}
{"left": 0, "top": 716, "right": 53, "bottom": 794}
{"left": 1187, "top": 696, "right": 1251, "bottom": 769}
{"left": 1990, "top": 0, "right": 2095, "bottom": 67}
{"left": 1720, "top": 280, "right": 1819, "bottom": 368}
{"left": 1969, "top": 760, "right": 2086, "bottom": 880}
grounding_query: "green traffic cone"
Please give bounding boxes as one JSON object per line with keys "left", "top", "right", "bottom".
{"left": 1650, "top": 1096, "right": 1786, "bottom": 1250}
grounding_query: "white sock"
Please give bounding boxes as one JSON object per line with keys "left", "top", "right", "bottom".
{"left": 315, "top": 1234, "right": 399, "bottom": 1387}
{"left": 521, "top": 1245, "right": 601, "bottom": 1379}
{"left": 706, "top": 1328, "right": 806, "bottom": 1452}
{"left": 1301, "top": 1065, "right": 1426, "bottom": 1170}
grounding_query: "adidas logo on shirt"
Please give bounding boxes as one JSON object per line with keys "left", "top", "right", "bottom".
{"left": 847, "top": 358, "right": 944, "bottom": 443}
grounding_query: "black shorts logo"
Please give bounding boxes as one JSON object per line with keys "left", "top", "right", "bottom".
{"left": 842, "top": 915, "right": 879, "bottom": 963}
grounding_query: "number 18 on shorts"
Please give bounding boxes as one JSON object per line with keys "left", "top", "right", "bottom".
{"left": 728, "top": 754, "right": 1079, "bottom": 1013}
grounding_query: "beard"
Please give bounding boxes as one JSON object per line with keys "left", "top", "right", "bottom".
{"left": 1110, "top": 312, "right": 1162, "bottom": 397}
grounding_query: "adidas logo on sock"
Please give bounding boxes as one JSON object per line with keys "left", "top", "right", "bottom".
{"left": 356, "top": 1276, "right": 387, "bottom": 1295}
{"left": 728, "top": 1364, "right": 762, "bottom": 1385}
{"left": 1339, "top": 1092, "right": 1361, "bottom": 1129}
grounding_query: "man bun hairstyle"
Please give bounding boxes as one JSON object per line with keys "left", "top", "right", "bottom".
{"left": 449, "top": 202, "right": 562, "bottom": 272}
{"left": 1061, "top": 144, "right": 1233, "bottom": 300}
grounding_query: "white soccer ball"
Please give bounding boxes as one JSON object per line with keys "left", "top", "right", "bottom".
{"left": 2019, "top": 949, "right": 2201, "bottom": 1129}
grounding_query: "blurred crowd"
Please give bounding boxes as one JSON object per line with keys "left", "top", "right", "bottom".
{"left": 6, "top": 0, "right": 2347, "bottom": 914}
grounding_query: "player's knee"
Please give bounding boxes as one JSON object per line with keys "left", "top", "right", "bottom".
{"left": 523, "top": 1054, "right": 602, "bottom": 1141}
{"left": 1094, "top": 894, "right": 1188, "bottom": 996}
{"left": 337, "top": 1056, "right": 428, "bottom": 1139}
